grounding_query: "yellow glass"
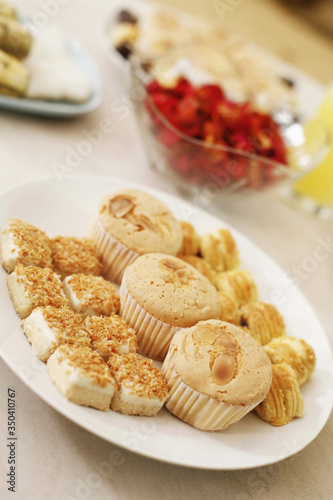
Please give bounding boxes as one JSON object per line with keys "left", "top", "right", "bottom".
{"left": 293, "top": 86, "right": 333, "bottom": 208}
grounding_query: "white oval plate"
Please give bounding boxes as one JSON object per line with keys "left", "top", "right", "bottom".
{"left": 0, "top": 175, "right": 332, "bottom": 470}
{"left": 0, "top": 35, "right": 102, "bottom": 118}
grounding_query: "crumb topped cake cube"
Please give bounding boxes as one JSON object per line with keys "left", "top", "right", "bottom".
{"left": 51, "top": 236, "right": 102, "bottom": 279}
{"left": 107, "top": 353, "right": 168, "bottom": 416}
{"left": 22, "top": 306, "right": 91, "bottom": 362}
{"left": 47, "top": 345, "right": 115, "bottom": 411}
{"left": 0, "top": 219, "right": 52, "bottom": 273}
{"left": 84, "top": 314, "right": 137, "bottom": 360}
{"left": 63, "top": 274, "right": 120, "bottom": 317}
{"left": 7, "top": 265, "right": 69, "bottom": 319}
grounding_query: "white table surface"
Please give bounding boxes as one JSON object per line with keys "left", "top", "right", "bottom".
{"left": 0, "top": 1, "right": 333, "bottom": 499}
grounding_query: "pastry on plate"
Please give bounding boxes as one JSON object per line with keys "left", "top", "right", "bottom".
{"left": 84, "top": 314, "right": 137, "bottom": 360}
{"left": 0, "top": 219, "right": 52, "bottom": 273}
{"left": 47, "top": 344, "right": 115, "bottom": 411}
{"left": 161, "top": 319, "right": 272, "bottom": 431}
{"left": 217, "top": 291, "right": 240, "bottom": 325}
{"left": 107, "top": 352, "right": 168, "bottom": 416}
{"left": 119, "top": 253, "right": 221, "bottom": 361}
{"left": 178, "top": 254, "right": 215, "bottom": 284}
{"left": 264, "top": 336, "right": 316, "bottom": 386}
{"left": 199, "top": 229, "right": 239, "bottom": 273}
{"left": 21, "top": 306, "right": 91, "bottom": 362}
{"left": 178, "top": 221, "right": 200, "bottom": 256}
{"left": 51, "top": 236, "right": 102, "bottom": 279}
{"left": 0, "top": 1, "right": 17, "bottom": 19}
{"left": 214, "top": 269, "right": 258, "bottom": 307}
{"left": 254, "top": 362, "right": 304, "bottom": 426}
{"left": 63, "top": 274, "right": 120, "bottom": 317}
{"left": 89, "top": 188, "right": 183, "bottom": 284}
{"left": 0, "top": 16, "right": 32, "bottom": 59}
{"left": 240, "top": 301, "right": 286, "bottom": 345}
{"left": 7, "top": 265, "right": 69, "bottom": 319}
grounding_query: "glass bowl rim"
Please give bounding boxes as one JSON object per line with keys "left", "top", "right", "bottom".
{"left": 129, "top": 52, "right": 330, "bottom": 180}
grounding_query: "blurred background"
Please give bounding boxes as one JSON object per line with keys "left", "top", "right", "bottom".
{"left": 149, "top": 0, "right": 333, "bottom": 84}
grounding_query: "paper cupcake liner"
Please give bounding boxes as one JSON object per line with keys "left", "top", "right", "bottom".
{"left": 161, "top": 347, "right": 257, "bottom": 431}
{"left": 119, "top": 278, "right": 180, "bottom": 361}
{"left": 90, "top": 220, "right": 139, "bottom": 284}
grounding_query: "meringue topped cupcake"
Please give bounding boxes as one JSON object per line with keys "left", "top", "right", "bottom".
{"left": 161, "top": 319, "right": 273, "bottom": 431}
{"left": 89, "top": 188, "right": 183, "bottom": 283}
{"left": 119, "top": 253, "right": 221, "bottom": 361}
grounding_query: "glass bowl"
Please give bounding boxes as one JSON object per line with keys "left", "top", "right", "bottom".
{"left": 129, "top": 46, "right": 329, "bottom": 204}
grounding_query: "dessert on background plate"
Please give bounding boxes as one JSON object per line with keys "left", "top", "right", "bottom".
{"left": 24, "top": 25, "right": 93, "bottom": 103}
{"left": 0, "top": 1, "right": 100, "bottom": 115}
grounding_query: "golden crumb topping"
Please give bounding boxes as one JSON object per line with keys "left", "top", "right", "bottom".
{"left": 56, "top": 344, "right": 113, "bottom": 388}
{"left": 51, "top": 236, "right": 102, "bottom": 276}
{"left": 6, "top": 218, "right": 52, "bottom": 268}
{"left": 15, "top": 265, "right": 68, "bottom": 308}
{"left": 85, "top": 314, "right": 137, "bottom": 358}
{"left": 66, "top": 274, "right": 120, "bottom": 314}
{"left": 108, "top": 353, "right": 168, "bottom": 400}
{"left": 40, "top": 306, "right": 91, "bottom": 348}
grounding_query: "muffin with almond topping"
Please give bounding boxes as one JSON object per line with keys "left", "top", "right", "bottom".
{"left": 89, "top": 188, "right": 183, "bottom": 284}
{"left": 161, "top": 319, "right": 272, "bottom": 431}
{"left": 119, "top": 253, "right": 221, "bottom": 361}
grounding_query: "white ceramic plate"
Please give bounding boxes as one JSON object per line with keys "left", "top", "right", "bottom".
{"left": 97, "top": 0, "right": 325, "bottom": 117}
{"left": 0, "top": 32, "right": 102, "bottom": 118}
{"left": 0, "top": 176, "right": 332, "bottom": 470}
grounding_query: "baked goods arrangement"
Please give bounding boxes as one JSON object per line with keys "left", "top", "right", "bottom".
{"left": 0, "top": 1, "right": 92, "bottom": 102}
{"left": 0, "top": 187, "right": 316, "bottom": 430}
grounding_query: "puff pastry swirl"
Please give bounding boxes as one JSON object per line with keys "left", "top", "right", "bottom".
{"left": 240, "top": 301, "right": 286, "bottom": 345}
{"left": 264, "top": 336, "right": 316, "bottom": 386}
{"left": 254, "top": 362, "right": 304, "bottom": 426}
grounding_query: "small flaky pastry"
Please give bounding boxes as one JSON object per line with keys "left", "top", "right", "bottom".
{"left": 178, "top": 255, "right": 215, "bottom": 284}
{"left": 215, "top": 269, "right": 258, "bottom": 307}
{"left": 199, "top": 229, "right": 239, "bottom": 273}
{"left": 254, "top": 362, "right": 304, "bottom": 426}
{"left": 178, "top": 221, "right": 200, "bottom": 256}
{"left": 240, "top": 301, "right": 285, "bottom": 345}
{"left": 217, "top": 291, "right": 240, "bottom": 325}
{"left": 264, "top": 336, "right": 316, "bottom": 386}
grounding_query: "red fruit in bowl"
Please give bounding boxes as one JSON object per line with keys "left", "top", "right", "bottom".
{"left": 144, "top": 76, "right": 288, "bottom": 190}
{"left": 195, "top": 84, "right": 225, "bottom": 115}
{"left": 171, "top": 78, "right": 195, "bottom": 98}
{"left": 156, "top": 126, "right": 181, "bottom": 146}
{"left": 202, "top": 121, "right": 223, "bottom": 143}
{"left": 175, "top": 95, "right": 200, "bottom": 125}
